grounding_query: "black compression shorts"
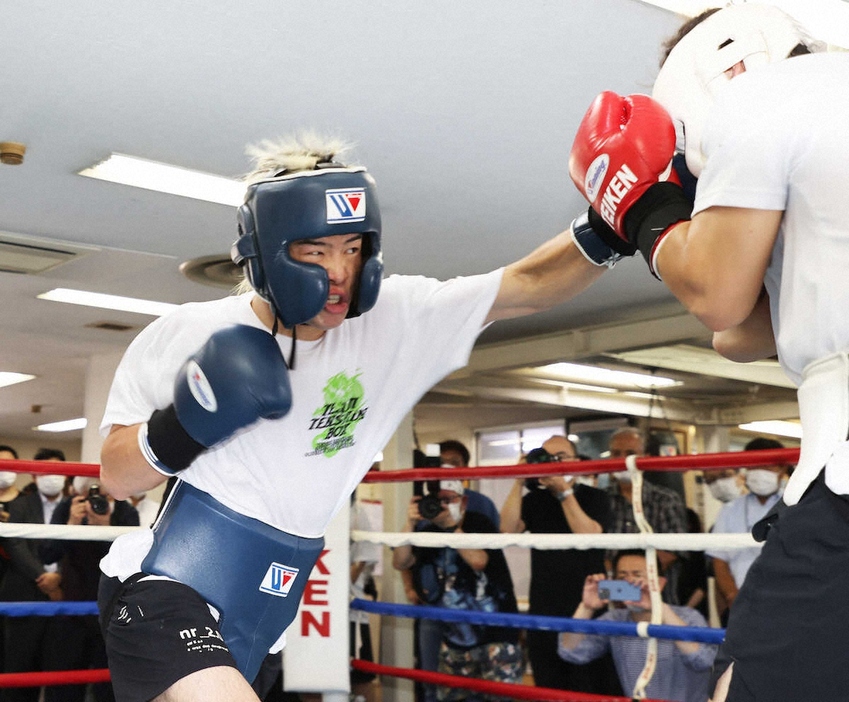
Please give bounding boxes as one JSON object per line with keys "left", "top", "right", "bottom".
{"left": 98, "top": 574, "right": 238, "bottom": 702}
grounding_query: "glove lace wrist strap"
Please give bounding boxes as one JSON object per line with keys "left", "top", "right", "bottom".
{"left": 141, "top": 404, "right": 206, "bottom": 476}
{"left": 623, "top": 182, "right": 692, "bottom": 279}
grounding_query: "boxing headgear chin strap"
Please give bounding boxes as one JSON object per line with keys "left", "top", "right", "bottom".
{"left": 652, "top": 3, "right": 824, "bottom": 178}
{"left": 231, "top": 166, "right": 383, "bottom": 330}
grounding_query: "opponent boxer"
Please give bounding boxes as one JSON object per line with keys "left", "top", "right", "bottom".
{"left": 96, "top": 134, "right": 613, "bottom": 702}
{"left": 569, "top": 5, "right": 848, "bottom": 700}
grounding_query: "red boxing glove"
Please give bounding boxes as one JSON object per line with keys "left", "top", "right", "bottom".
{"left": 569, "top": 91, "right": 692, "bottom": 275}
{"left": 570, "top": 91, "right": 678, "bottom": 236}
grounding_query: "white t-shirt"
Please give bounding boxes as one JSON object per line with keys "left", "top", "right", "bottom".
{"left": 693, "top": 52, "right": 849, "bottom": 385}
{"left": 705, "top": 492, "right": 780, "bottom": 588}
{"left": 100, "top": 271, "right": 502, "bottom": 580}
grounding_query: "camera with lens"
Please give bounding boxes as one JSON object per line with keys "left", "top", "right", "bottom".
{"left": 523, "top": 447, "right": 556, "bottom": 491}
{"left": 87, "top": 484, "right": 110, "bottom": 516}
{"left": 413, "top": 479, "right": 444, "bottom": 520}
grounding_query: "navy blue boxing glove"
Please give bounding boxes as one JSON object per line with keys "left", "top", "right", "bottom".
{"left": 141, "top": 325, "right": 292, "bottom": 475}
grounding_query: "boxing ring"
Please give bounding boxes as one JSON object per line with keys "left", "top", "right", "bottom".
{"left": 0, "top": 448, "right": 799, "bottom": 700}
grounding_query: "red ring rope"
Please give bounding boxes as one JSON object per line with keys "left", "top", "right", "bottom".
{"left": 0, "top": 669, "right": 110, "bottom": 688}
{"left": 1, "top": 459, "right": 99, "bottom": 477}
{"left": 351, "top": 659, "right": 669, "bottom": 702}
{"left": 361, "top": 448, "right": 799, "bottom": 482}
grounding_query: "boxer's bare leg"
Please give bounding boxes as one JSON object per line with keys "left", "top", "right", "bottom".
{"left": 153, "top": 666, "right": 260, "bottom": 702}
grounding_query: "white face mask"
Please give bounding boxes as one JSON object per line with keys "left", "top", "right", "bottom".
{"left": 575, "top": 476, "right": 595, "bottom": 488}
{"left": 446, "top": 502, "right": 462, "bottom": 523}
{"left": 35, "top": 474, "right": 66, "bottom": 498}
{"left": 613, "top": 470, "right": 632, "bottom": 484}
{"left": 709, "top": 476, "right": 741, "bottom": 503}
{"left": 0, "top": 471, "right": 17, "bottom": 490}
{"left": 73, "top": 477, "right": 95, "bottom": 496}
{"left": 746, "top": 469, "right": 781, "bottom": 497}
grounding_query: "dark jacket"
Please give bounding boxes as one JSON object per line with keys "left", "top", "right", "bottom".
{"left": 0, "top": 491, "right": 54, "bottom": 602}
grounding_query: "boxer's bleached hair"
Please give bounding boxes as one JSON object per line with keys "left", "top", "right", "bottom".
{"left": 243, "top": 131, "right": 355, "bottom": 184}
{"left": 233, "top": 131, "right": 357, "bottom": 296}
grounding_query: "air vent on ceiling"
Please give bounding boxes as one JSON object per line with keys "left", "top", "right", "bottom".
{"left": 85, "top": 321, "right": 137, "bottom": 332}
{"left": 179, "top": 254, "right": 243, "bottom": 290}
{"left": 0, "top": 233, "right": 93, "bottom": 274}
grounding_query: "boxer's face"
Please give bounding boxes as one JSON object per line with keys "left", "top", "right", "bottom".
{"left": 724, "top": 60, "right": 746, "bottom": 79}
{"left": 289, "top": 233, "right": 364, "bottom": 335}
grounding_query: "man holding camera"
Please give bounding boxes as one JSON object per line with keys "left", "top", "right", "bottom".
{"left": 393, "top": 480, "right": 521, "bottom": 701}
{"left": 500, "top": 435, "right": 616, "bottom": 695}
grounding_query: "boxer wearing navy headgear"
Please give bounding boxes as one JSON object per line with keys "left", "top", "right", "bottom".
{"left": 96, "top": 131, "right": 613, "bottom": 702}
{"left": 570, "top": 5, "right": 849, "bottom": 701}
{"left": 232, "top": 163, "right": 383, "bottom": 330}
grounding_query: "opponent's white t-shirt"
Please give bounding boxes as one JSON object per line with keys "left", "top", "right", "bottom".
{"left": 100, "top": 271, "right": 502, "bottom": 580}
{"left": 693, "top": 52, "right": 849, "bottom": 385}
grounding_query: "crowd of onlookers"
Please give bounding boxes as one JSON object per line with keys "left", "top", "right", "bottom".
{"left": 0, "top": 432, "right": 790, "bottom": 702}
{"left": 388, "top": 432, "right": 791, "bottom": 702}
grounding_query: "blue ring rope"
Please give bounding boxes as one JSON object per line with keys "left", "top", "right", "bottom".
{"left": 351, "top": 599, "right": 725, "bottom": 645}
{"left": 0, "top": 601, "right": 99, "bottom": 617}
{"left": 0, "top": 598, "right": 726, "bottom": 646}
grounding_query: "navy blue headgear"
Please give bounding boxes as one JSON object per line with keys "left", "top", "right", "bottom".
{"left": 231, "top": 166, "right": 383, "bottom": 328}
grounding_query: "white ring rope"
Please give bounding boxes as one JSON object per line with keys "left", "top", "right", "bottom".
{"left": 0, "top": 523, "right": 137, "bottom": 541}
{"left": 1, "top": 526, "right": 761, "bottom": 552}
{"left": 353, "top": 530, "right": 759, "bottom": 551}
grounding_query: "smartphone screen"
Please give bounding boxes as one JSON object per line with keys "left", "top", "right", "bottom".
{"left": 597, "top": 579, "right": 642, "bottom": 601}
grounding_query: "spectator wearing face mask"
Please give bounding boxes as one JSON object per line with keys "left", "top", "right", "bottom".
{"left": 0, "top": 444, "right": 22, "bottom": 522}
{"left": 0, "top": 444, "right": 23, "bottom": 679}
{"left": 393, "top": 480, "right": 522, "bottom": 702}
{"left": 0, "top": 448, "right": 68, "bottom": 702}
{"left": 703, "top": 469, "right": 744, "bottom": 508}
{"left": 403, "top": 440, "right": 500, "bottom": 702}
{"left": 705, "top": 438, "right": 790, "bottom": 626}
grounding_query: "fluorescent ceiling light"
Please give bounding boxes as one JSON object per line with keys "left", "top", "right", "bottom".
{"left": 78, "top": 153, "right": 245, "bottom": 207}
{"left": 562, "top": 382, "right": 619, "bottom": 394}
{"left": 609, "top": 344, "right": 794, "bottom": 389}
{"left": 38, "top": 288, "right": 178, "bottom": 317}
{"left": 623, "top": 391, "right": 661, "bottom": 399}
{"left": 539, "top": 362, "right": 680, "bottom": 389}
{"left": 0, "top": 372, "right": 36, "bottom": 389}
{"left": 488, "top": 439, "right": 520, "bottom": 448}
{"left": 35, "top": 417, "right": 87, "bottom": 433}
{"left": 738, "top": 420, "right": 802, "bottom": 440}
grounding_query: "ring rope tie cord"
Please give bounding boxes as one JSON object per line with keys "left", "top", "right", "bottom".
{"left": 626, "top": 454, "right": 660, "bottom": 700}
